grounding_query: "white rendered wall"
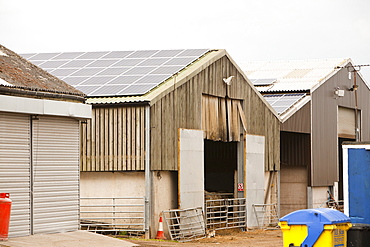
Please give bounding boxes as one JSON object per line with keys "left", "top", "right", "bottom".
{"left": 151, "top": 171, "right": 178, "bottom": 238}
{"left": 80, "top": 172, "right": 145, "bottom": 198}
{"left": 311, "top": 186, "right": 329, "bottom": 209}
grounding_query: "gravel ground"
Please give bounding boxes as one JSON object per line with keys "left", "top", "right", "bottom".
{"left": 123, "top": 228, "right": 283, "bottom": 247}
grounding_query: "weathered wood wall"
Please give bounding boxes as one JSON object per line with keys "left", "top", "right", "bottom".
{"left": 81, "top": 106, "right": 145, "bottom": 171}
{"left": 81, "top": 54, "right": 280, "bottom": 172}
{"left": 151, "top": 55, "right": 280, "bottom": 171}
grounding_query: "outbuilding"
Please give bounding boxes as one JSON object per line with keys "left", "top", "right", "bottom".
{"left": 23, "top": 49, "right": 280, "bottom": 236}
{"left": 0, "top": 45, "right": 91, "bottom": 237}
{"left": 242, "top": 58, "right": 370, "bottom": 216}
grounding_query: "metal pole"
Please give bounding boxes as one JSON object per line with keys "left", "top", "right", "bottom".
{"left": 353, "top": 71, "right": 359, "bottom": 141}
{"left": 144, "top": 105, "right": 151, "bottom": 239}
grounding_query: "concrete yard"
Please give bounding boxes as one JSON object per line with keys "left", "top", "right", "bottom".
{"left": 0, "top": 230, "right": 138, "bottom": 247}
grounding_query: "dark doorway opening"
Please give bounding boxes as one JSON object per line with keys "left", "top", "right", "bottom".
{"left": 338, "top": 137, "right": 355, "bottom": 200}
{"left": 204, "top": 140, "right": 237, "bottom": 193}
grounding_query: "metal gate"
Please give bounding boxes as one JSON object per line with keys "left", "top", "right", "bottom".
{"left": 80, "top": 197, "right": 145, "bottom": 233}
{"left": 252, "top": 203, "right": 279, "bottom": 229}
{"left": 163, "top": 207, "right": 206, "bottom": 242}
{"left": 205, "top": 198, "right": 246, "bottom": 230}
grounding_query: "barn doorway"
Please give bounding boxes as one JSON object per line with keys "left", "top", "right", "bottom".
{"left": 204, "top": 140, "right": 237, "bottom": 195}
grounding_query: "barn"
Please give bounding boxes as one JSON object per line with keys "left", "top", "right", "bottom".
{"left": 242, "top": 58, "right": 370, "bottom": 216}
{"left": 23, "top": 49, "right": 280, "bottom": 236}
{"left": 0, "top": 45, "right": 91, "bottom": 237}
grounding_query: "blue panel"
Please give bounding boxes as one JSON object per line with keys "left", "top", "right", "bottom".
{"left": 348, "top": 148, "right": 370, "bottom": 224}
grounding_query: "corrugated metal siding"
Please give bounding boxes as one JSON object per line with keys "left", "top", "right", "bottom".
{"left": 32, "top": 116, "right": 80, "bottom": 234}
{"left": 311, "top": 67, "right": 370, "bottom": 186}
{"left": 281, "top": 102, "right": 311, "bottom": 133}
{"left": 151, "top": 56, "right": 280, "bottom": 171}
{"left": 280, "top": 131, "right": 310, "bottom": 167}
{"left": 81, "top": 106, "right": 145, "bottom": 171}
{"left": 0, "top": 112, "right": 31, "bottom": 237}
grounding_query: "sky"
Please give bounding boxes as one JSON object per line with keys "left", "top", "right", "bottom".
{"left": 1, "top": 0, "right": 370, "bottom": 80}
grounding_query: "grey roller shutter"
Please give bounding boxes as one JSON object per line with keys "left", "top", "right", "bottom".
{"left": 32, "top": 116, "right": 80, "bottom": 234}
{"left": 338, "top": 107, "right": 355, "bottom": 139}
{"left": 0, "top": 112, "right": 31, "bottom": 237}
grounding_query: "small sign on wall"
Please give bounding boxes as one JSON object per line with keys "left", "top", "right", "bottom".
{"left": 238, "top": 183, "right": 244, "bottom": 192}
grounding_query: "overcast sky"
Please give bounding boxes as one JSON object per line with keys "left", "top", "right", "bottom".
{"left": 1, "top": 0, "right": 370, "bottom": 80}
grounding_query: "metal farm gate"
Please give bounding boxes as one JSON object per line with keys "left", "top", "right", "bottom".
{"left": 80, "top": 197, "right": 145, "bottom": 234}
{"left": 205, "top": 198, "right": 247, "bottom": 231}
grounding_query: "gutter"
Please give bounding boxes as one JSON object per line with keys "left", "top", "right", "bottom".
{"left": 0, "top": 85, "right": 86, "bottom": 102}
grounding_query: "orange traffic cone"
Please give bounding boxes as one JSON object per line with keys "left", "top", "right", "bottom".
{"left": 155, "top": 215, "right": 166, "bottom": 240}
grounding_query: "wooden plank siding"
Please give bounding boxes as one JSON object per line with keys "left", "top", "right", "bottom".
{"left": 81, "top": 106, "right": 146, "bottom": 171}
{"left": 150, "top": 55, "right": 280, "bottom": 171}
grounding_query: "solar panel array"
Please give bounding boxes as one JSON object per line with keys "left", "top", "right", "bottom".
{"left": 21, "top": 49, "right": 209, "bottom": 96}
{"left": 263, "top": 93, "right": 306, "bottom": 114}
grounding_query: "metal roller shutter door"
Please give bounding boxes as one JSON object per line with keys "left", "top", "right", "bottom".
{"left": 0, "top": 112, "right": 31, "bottom": 237}
{"left": 338, "top": 107, "right": 356, "bottom": 139}
{"left": 32, "top": 115, "right": 80, "bottom": 234}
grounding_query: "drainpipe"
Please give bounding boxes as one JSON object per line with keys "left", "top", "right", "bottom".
{"left": 144, "top": 105, "right": 151, "bottom": 239}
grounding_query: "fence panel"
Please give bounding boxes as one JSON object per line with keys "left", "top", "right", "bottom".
{"left": 80, "top": 197, "right": 145, "bottom": 233}
{"left": 252, "top": 203, "right": 279, "bottom": 229}
{"left": 205, "top": 198, "right": 246, "bottom": 231}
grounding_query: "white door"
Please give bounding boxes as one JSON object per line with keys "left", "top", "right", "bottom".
{"left": 0, "top": 112, "right": 31, "bottom": 237}
{"left": 246, "top": 134, "right": 265, "bottom": 227}
{"left": 178, "top": 129, "right": 204, "bottom": 209}
{"left": 32, "top": 116, "right": 80, "bottom": 234}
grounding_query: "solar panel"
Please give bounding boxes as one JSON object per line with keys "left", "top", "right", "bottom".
{"left": 80, "top": 76, "right": 116, "bottom": 85}
{"left": 28, "top": 53, "right": 59, "bottom": 60}
{"left": 264, "top": 93, "right": 306, "bottom": 114}
{"left": 21, "top": 53, "right": 37, "bottom": 59}
{"left": 150, "top": 66, "right": 184, "bottom": 75}
{"left": 102, "top": 51, "right": 134, "bottom": 59}
{"left": 90, "top": 85, "right": 129, "bottom": 96}
{"left": 138, "top": 58, "right": 170, "bottom": 66}
{"left": 72, "top": 68, "right": 105, "bottom": 76}
{"left": 39, "top": 60, "right": 69, "bottom": 68}
{"left": 127, "top": 50, "right": 159, "bottom": 58}
{"left": 125, "top": 67, "right": 156, "bottom": 75}
{"left": 250, "top": 78, "right": 277, "bottom": 86}
{"left": 21, "top": 49, "right": 210, "bottom": 96}
{"left": 75, "top": 85, "right": 101, "bottom": 95}
{"left": 51, "top": 68, "right": 79, "bottom": 77}
{"left": 53, "top": 52, "right": 84, "bottom": 60}
{"left": 135, "top": 74, "right": 171, "bottom": 84}
{"left": 178, "top": 49, "right": 208, "bottom": 57}
{"left": 152, "top": 50, "right": 183, "bottom": 57}
{"left": 62, "top": 60, "right": 94, "bottom": 68}
{"left": 108, "top": 75, "right": 142, "bottom": 84}
{"left": 97, "top": 68, "right": 130, "bottom": 76}
{"left": 63, "top": 77, "right": 89, "bottom": 85}
{"left": 113, "top": 59, "right": 145, "bottom": 67}
{"left": 77, "top": 51, "right": 109, "bottom": 59}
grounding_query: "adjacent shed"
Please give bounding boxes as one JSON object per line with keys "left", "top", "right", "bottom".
{"left": 0, "top": 45, "right": 91, "bottom": 237}
{"left": 242, "top": 58, "right": 370, "bottom": 216}
{"left": 24, "top": 49, "right": 280, "bottom": 235}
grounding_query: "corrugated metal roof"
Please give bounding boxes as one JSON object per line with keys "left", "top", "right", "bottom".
{"left": 242, "top": 58, "right": 350, "bottom": 92}
{"left": 0, "top": 45, "right": 85, "bottom": 97}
